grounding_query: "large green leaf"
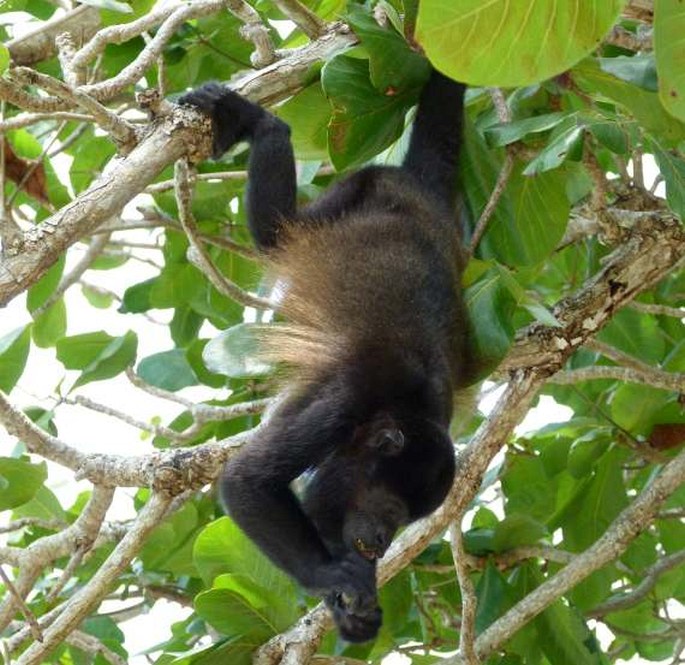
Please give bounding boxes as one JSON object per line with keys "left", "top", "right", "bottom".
{"left": 487, "top": 162, "right": 570, "bottom": 266}
{"left": 193, "top": 517, "right": 296, "bottom": 601}
{"left": 32, "top": 299, "right": 67, "bottom": 349}
{"left": 655, "top": 0, "right": 685, "bottom": 121}
{"left": 464, "top": 268, "right": 516, "bottom": 375}
{"left": 573, "top": 59, "right": 685, "bottom": 144}
{"left": 525, "top": 565, "right": 604, "bottom": 665}
{"left": 321, "top": 55, "right": 420, "bottom": 169}
{"left": 195, "top": 573, "right": 298, "bottom": 639}
{"left": 416, "top": 1, "right": 625, "bottom": 87}
{"left": 26, "top": 256, "right": 65, "bottom": 312}
{"left": 276, "top": 84, "right": 330, "bottom": 161}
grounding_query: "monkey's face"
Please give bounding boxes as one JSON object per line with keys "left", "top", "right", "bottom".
{"left": 342, "top": 484, "right": 409, "bottom": 561}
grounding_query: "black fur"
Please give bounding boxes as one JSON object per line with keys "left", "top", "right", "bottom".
{"left": 180, "top": 69, "right": 468, "bottom": 642}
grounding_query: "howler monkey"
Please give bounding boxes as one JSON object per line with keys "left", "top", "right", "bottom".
{"left": 180, "top": 67, "right": 470, "bottom": 642}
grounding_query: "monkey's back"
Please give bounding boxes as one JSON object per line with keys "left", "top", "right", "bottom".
{"left": 261, "top": 173, "right": 468, "bottom": 383}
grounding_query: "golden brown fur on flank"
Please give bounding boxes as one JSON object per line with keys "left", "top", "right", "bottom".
{"left": 257, "top": 203, "right": 463, "bottom": 386}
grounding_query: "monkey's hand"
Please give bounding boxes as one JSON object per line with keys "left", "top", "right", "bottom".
{"left": 314, "top": 554, "right": 382, "bottom": 643}
{"left": 178, "top": 83, "right": 270, "bottom": 158}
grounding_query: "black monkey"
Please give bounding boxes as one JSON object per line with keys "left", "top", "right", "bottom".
{"left": 180, "top": 68, "right": 470, "bottom": 642}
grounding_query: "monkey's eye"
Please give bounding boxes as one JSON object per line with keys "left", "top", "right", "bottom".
{"left": 354, "top": 538, "right": 377, "bottom": 560}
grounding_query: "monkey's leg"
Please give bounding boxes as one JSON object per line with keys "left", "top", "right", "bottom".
{"left": 402, "top": 69, "right": 465, "bottom": 211}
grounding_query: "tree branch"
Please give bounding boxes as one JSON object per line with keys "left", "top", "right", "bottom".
{"left": 588, "top": 549, "right": 685, "bottom": 617}
{"left": 549, "top": 365, "right": 685, "bottom": 392}
{"left": 0, "top": 23, "right": 357, "bottom": 307}
{"left": 446, "top": 448, "right": 685, "bottom": 664}
{"left": 14, "top": 493, "right": 172, "bottom": 665}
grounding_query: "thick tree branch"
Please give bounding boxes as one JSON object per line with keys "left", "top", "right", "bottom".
{"left": 0, "top": 24, "right": 357, "bottom": 308}
{"left": 499, "top": 212, "right": 685, "bottom": 374}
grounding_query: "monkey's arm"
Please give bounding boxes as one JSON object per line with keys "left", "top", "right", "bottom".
{"left": 180, "top": 84, "right": 296, "bottom": 250}
{"left": 402, "top": 69, "right": 465, "bottom": 211}
{"left": 221, "top": 381, "right": 371, "bottom": 590}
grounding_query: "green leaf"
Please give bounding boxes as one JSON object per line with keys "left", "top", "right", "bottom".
{"left": 533, "top": 577, "right": 603, "bottom": 665}
{"left": 81, "top": 283, "right": 114, "bottom": 309}
{"left": 32, "top": 299, "right": 67, "bottom": 349}
{"left": 0, "top": 44, "right": 9, "bottom": 74}
{"left": 195, "top": 583, "right": 274, "bottom": 640}
{"left": 276, "top": 84, "right": 331, "bottom": 161}
{"left": 475, "top": 562, "right": 513, "bottom": 633}
{"left": 564, "top": 448, "right": 628, "bottom": 551}
{"left": 0, "top": 458, "right": 47, "bottom": 510}
{"left": 567, "top": 435, "right": 610, "bottom": 478}
{"left": 611, "top": 384, "right": 671, "bottom": 435}
{"left": 573, "top": 58, "right": 685, "bottom": 144}
{"left": 121, "top": 278, "right": 156, "bottom": 313}
{"left": 655, "top": 0, "right": 685, "bottom": 121}
{"left": 416, "top": 1, "right": 625, "bottom": 87}
{"left": 196, "top": 573, "right": 298, "bottom": 639}
{"left": 488, "top": 163, "right": 570, "bottom": 266}
{"left": 598, "top": 55, "right": 658, "bottom": 92}
{"left": 346, "top": 7, "right": 430, "bottom": 93}
{"left": 322, "top": 55, "right": 420, "bottom": 169}
{"left": 464, "top": 269, "right": 516, "bottom": 376}
{"left": 484, "top": 112, "right": 568, "bottom": 148}
{"left": 0, "top": 326, "right": 31, "bottom": 393}
{"left": 597, "top": 307, "right": 664, "bottom": 365}
{"left": 12, "top": 484, "right": 66, "bottom": 523}
{"left": 64, "top": 331, "right": 138, "bottom": 390}
{"left": 26, "top": 256, "right": 65, "bottom": 313}
{"left": 193, "top": 517, "right": 296, "bottom": 601}
{"left": 523, "top": 120, "right": 584, "bottom": 175}
{"left": 137, "top": 349, "right": 198, "bottom": 391}
{"left": 648, "top": 136, "right": 685, "bottom": 219}
{"left": 57, "top": 331, "right": 117, "bottom": 369}
{"left": 171, "top": 635, "right": 256, "bottom": 665}
{"left": 203, "top": 324, "right": 271, "bottom": 379}
{"left": 492, "top": 514, "right": 548, "bottom": 552}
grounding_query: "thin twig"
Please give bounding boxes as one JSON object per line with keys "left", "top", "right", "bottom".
{"left": 10, "top": 68, "right": 137, "bottom": 150}
{"left": 174, "top": 159, "right": 273, "bottom": 309}
{"left": 589, "top": 549, "right": 685, "bottom": 617}
{"left": 548, "top": 365, "right": 685, "bottom": 393}
{"left": 0, "top": 112, "right": 92, "bottom": 132}
{"left": 585, "top": 338, "right": 660, "bottom": 374}
{"left": 31, "top": 233, "right": 111, "bottom": 318}
{"left": 468, "top": 88, "right": 514, "bottom": 256}
{"left": 450, "top": 523, "right": 479, "bottom": 665}
{"left": 0, "top": 567, "right": 43, "bottom": 643}
{"left": 271, "top": 0, "right": 328, "bottom": 38}
{"left": 629, "top": 301, "right": 684, "bottom": 318}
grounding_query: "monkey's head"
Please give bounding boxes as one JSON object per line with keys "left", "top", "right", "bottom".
{"left": 304, "top": 413, "right": 456, "bottom": 562}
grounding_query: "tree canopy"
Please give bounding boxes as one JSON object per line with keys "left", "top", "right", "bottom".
{"left": 0, "top": 1, "right": 684, "bottom": 664}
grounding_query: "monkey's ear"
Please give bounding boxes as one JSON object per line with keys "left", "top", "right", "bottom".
{"left": 370, "top": 428, "right": 405, "bottom": 457}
